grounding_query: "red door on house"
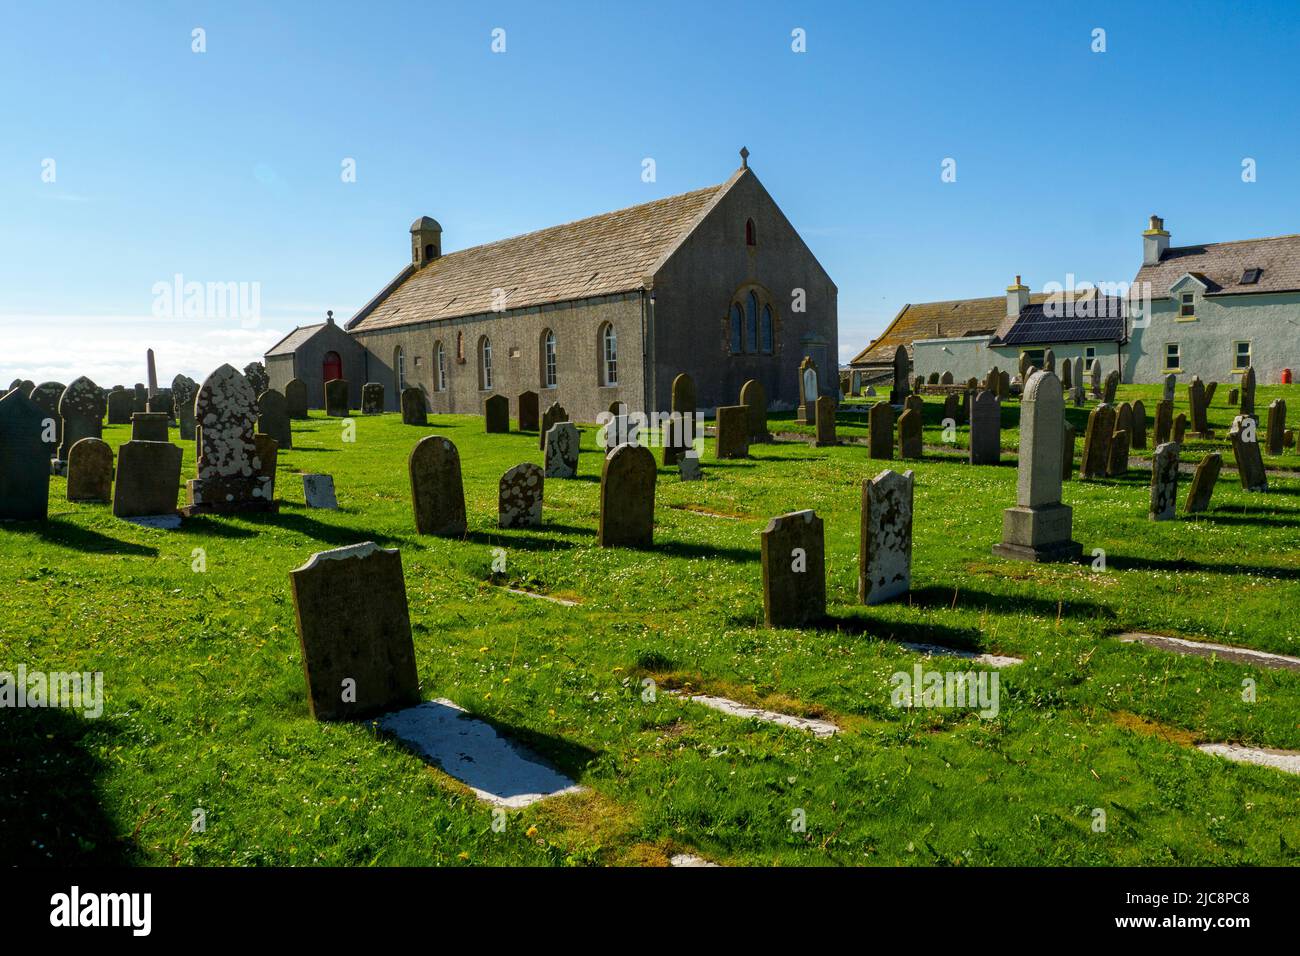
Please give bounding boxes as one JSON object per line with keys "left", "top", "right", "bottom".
{"left": 323, "top": 351, "right": 342, "bottom": 383}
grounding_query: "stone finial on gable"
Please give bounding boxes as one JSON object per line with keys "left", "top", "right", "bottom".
{"left": 739, "top": 146, "right": 749, "bottom": 169}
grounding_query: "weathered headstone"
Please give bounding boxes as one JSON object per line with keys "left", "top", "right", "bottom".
{"left": 1060, "top": 357, "right": 1072, "bottom": 389}
{"left": 172, "top": 374, "right": 199, "bottom": 440}
{"left": 1173, "top": 413, "right": 1188, "bottom": 444}
{"left": 325, "top": 378, "right": 350, "bottom": 417}
{"left": 539, "top": 402, "right": 568, "bottom": 451}
{"left": 598, "top": 444, "right": 656, "bottom": 548}
{"left": 28, "top": 382, "right": 64, "bottom": 451}
{"left": 813, "top": 395, "right": 837, "bottom": 447}
{"left": 715, "top": 405, "right": 750, "bottom": 459}
{"left": 285, "top": 378, "right": 310, "bottom": 419}
{"left": 409, "top": 435, "right": 468, "bottom": 535}
{"left": 132, "top": 384, "right": 147, "bottom": 414}
{"left": 1062, "top": 422, "right": 1076, "bottom": 480}
{"left": 131, "top": 412, "right": 169, "bottom": 442}
{"left": 517, "top": 391, "right": 539, "bottom": 432}
{"left": 57, "top": 376, "right": 105, "bottom": 463}
{"left": 678, "top": 454, "right": 702, "bottom": 481}
{"left": 1114, "top": 402, "right": 1133, "bottom": 444}
{"left": 400, "top": 387, "right": 427, "bottom": 426}
{"left": 66, "top": 437, "right": 113, "bottom": 503}
{"left": 362, "top": 382, "right": 384, "bottom": 415}
{"left": 302, "top": 473, "right": 338, "bottom": 509}
{"left": 1149, "top": 442, "right": 1180, "bottom": 521}
{"left": 255, "top": 389, "right": 293, "bottom": 451}
{"left": 1071, "top": 385, "right": 1085, "bottom": 406}
{"left": 1103, "top": 369, "right": 1120, "bottom": 405}
{"left": 797, "top": 356, "right": 820, "bottom": 424}
{"left": 1184, "top": 453, "right": 1222, "bottom": 514}
{"left": 1228, "top": 387, "right": 1239, "bottom": 407}
{"left": 1229, "top": 415, "right": 1267, "bottom": 491}
{"left": 0, "top": 389, "right": 51, "bottom": 520}
{"left": 1154, "top": 400, "right": 1173, "bottom": 446}
{"left": 289, "top": 542, "right": 420, "bottom": 721}
{"left": 739, "top": 378, "right": 770, "bottom": 443}
{"left": 999, "top": 370, "right": 1011, "bottom": 399}
{"left": 1240, "top": 366, "right": 1256, "bottom": 418}
{"left": 184, "top": 364, "right": 275, "bottom": 515}
{"left": 1266, "top": 399, "right": 1287, "bottom": 455}
{"left": 890, "top": 346, "right": 909, "bottom": 405}
{"left": 942, "top": 393, "right": 960, "bottom": 426}
{"left": 897, "top": 407, "right": 922, "bottom": 459}
{"left": 1106, "top": 429, "right": 1130, "bottom": 477}
{"left": 484, "top": 394, "right": 509, "bottom": 433}
{"left": 993, "top": 370, "right": 1082, "bottom": 562}
{"left": 1130, "top": 399, "right": 1147, "bottom": 450}
{"left": 255, "top": 433, "right": 279, "bottom": 502}
{"left": 1204, "top": 381, "right": 1218, "bottom": 406}
{"left": 1090, "top": 360, "right": 1102, "bottom": 398}
{"left": 761, "top": 510, "right": 825, "bottom": 628}
{"left": 969, "top": 390, "right": 1000, "bottom": 465}
{"left": 869, "top": 401, "right": 894, "bottom": 460}
{"left": 1079, "top": 403, "right": 1115, "bottom": 479}
{"left": 243, "top": 362, "right": 270, "bottom": 398}
{"left": 858, "top": 469, "right": 914, "bottom": 605}
{"left": 544, "top": 422, "right": 580, "bottom": 478}
{"left": 1162, "top": 373, "right": 1177, "bottom": 403}
{"left": 1188, "top": 377, "right": 1211, "bottom": 437}
{"left": 148, "top": 387, "right": 174, "bottom": 421}
{"left": 107, "top": 387, "right": 134, "bottom": 425}
{"left": 499, "top": 462, "right": 544, "bottom": 529}
{"left": 1043, "top": 348, "right": 1056, "bottom": 373}
{"left": 112, "top": 440, "right": 182, "bottom": 520}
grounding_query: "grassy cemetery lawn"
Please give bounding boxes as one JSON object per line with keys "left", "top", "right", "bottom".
{"left": 4, "top": 398, "right": 1300, "bottom": 867}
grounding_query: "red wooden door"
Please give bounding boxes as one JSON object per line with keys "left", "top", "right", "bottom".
{"left": 323, "top": 351, "right": 342, "bottom": 383}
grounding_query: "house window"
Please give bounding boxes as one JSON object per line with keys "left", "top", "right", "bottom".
{"left": 600, "top": 323, "right": 618, "bottom": 386}
{"left": 394, "top": 346, "right": 406, "bottom": 392}
{"left": 729, "top": 304, "right": 743, "bottom": 354}
{"left": 745, "top": 218, "right": 756, "bottom": 246}
{"left": 1179, "top": 292, "right": 1196, "bottom": 319}
{"left": 1165, "top": 342, "right": 1181, "bottom": 372}
{"left": 1085, "top": 346, "right": 1096, "bottom": 371}
{"left": 478, "top": 336, "right": 493, "bottom": 390}
{"left": 434, "top": 342, "right": 446, "bottom": 391}
{"left": 1234, "top": 341, "right": 1252, "bottom": 371}
{"left": 745, "top": 291, "right": 759, "bottom": 352}
{"left": 761, "top": 305, "right": 774, "bottom": 353}
{"left": 1241, "top": 268, "right": 1262, "bottom": 285}
{"left": 542, "top": 329, "right": 557, "bottom": 388}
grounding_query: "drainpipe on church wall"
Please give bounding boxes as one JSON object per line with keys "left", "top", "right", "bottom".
{"left": 640, "top": 287, "right": 654, "bottom": 415}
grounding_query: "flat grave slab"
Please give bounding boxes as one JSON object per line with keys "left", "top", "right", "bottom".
{"left": 668, "top": 691, "right": 838, "bottom": 737}
{"left": 900, "top": 642, "right": 1023, "bottom": 668}
{"left": 1198, "top": 743, "right": 1300, "bottom": 776}
{"left": 1118, "top": 632, "right": 1300, "bottom": 672}
{"left": 670, "top": 853, "right": 720, "bottom": 867}
{"left": 502, "top": 587, "right": 578, "bottom": 607}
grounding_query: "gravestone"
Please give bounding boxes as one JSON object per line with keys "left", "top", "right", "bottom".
{"left": 1204, "top": 381, "right": 1218, "bottom": 406}
{"left": 255, "top": 434, "right": 279, "bottom": 502}
{"left": 598, "top": 444, "right": 656, "bottom": 548}
{"left": 484, "top": 394, "right": 509, "bottom": 433}
{"left": 29, "top": 382, "right": 64, "bottom": 451}
{"left": 890, "top": 346, "right": 909, "bottom": 405}
{"left": 942, "top": 393, "right": 960, "bottom": 426}
{"left": 285, "top": 378, "right": 309, "bottom": 419}
{"left": 133, "top": 384, "right": 147, "bottom": 413}
{"left": 797, "top": 357, "right": 820, "bottom": 424}
{"left": 1154, "top": 400, "right": 1173, "bottom": 446}
{"left": 1079, "top": 403, "right": 1116, "bottom": 479}
{"left": 1173, "top": 413, "right": 1187, "bottom": 444}
{"left": 131, "top": 412, "right": 169, "bottom": 442}
{"left": 859, "top": 401, "right": 890, "bottom": 459}
{"left": 539, "top": 402, "right": 568, "bottom": 451}
{"left": 1071, "top": 385, "right": 1085, "bottom": 406}
{"left": 740, "top": 378, "right": 770, "bottom": 442}
{"left": 715, "top": 405, "right": 750, "bottom": 459}
{"left": 1229, "top": 415, "right": 1267, "bottom": 491}
{"left": 1106, "top": 429, "right": 1130, "bottom": 477}
{"left": 289, "top": 542, "right": 420, "bottom": 721}
{"left": 1103, "top": 369, "right": 1120, "bottom": 405}
{"left": 968, "top": 390, "right": 1000, "bottom": 465}
{"left": 243, "top": 362, "right": 270, "bottom": 398}
{"left": 172, "top": 374, "right": 199, "bottom": 441}
{"left": 1130, "top": 399, "right": 1147, "bottom": 450}
{"left": 1043, "top": 348, "right": 1056, "bottom": 373}
{"left": 0, "top": 389, "right": 51, "bottom": 521}
{"left": 57, "top": 376, "right": 105, "bottom": 463}
{"left": 993, "top": 370, "right": 1082, "bottom": 562}
{"left": 409, "top": 435, "right": 468, "bottom": 535}
{"left": 1188, "top": 377, "right": 1211, "bottom": 437}
{"left": 897, "top": 407, "right": 922, "bottom": 459}
{"left": 112, "top": 440, "right": 182, "bottom": 520}
{"left": 362, "top": 382, "right": 385, "bottom": 415}
{"left": 858, "top": 469, "right": 914, "bottom": 605}
{"left": 256, "top": 387, "right": 292, "bottom": 450}
{"left": 401, "top": 387, "right": 427, "bottom": 426}
{"left": 1162, "top": 373, "right": 1177, "bottom": 403}
{"left": 544, "top": 422, "right": 580, "bottom": 478}
{"left": 66, "top": 437, "right": 114, "bottom": 503}
{"left": 904, "top": 394, "right": 924, "bottom": 418}
{"left": 1240, "top": 366, "right": 1256, "bottom": 418}
{"left": 499, "top": 462, "right": 544, "bottom": 529}
{"left": 1060, "top": 358, "right": 1072, "bottom": 389}
{"left": 148, "top": 387, "right": 174, "bottom": 422}
{"left": 813, "top": 395, "right": 837, "bottom": 447}
{"left": 678, "top": 454, "right": 702, "bottom": 481}
{"left": 1184, "top": 453, "right": 1222, "bottom": 514}
{"left": 1228, "top": 387, "right": 1239, "bottom": 407}
{"left": 183, "top": 364, "right": 276, "bottom": 515}
{"left": 760, "top": 510, "right": 825, "bottom": 628}
{"left": 1090, "top": 361, "right": 1102, "bottom": 398}
{"left": 325, "top": 379, "right": 350, "bottom": 417}
{"left": 1062, "top": 422, "right": 1076, "bottom": 480}
{"left": 1114, "top": 402, "right": 1133, "bottom": 444}
{"left": 302, "top": 473, "right": 338, "bottom": 509}
{"left": 1266, "top": 399, "right": 1287, "bottom": 455}
{"left": 1149, "top": 442, "right": 1180, "bottom": 521}
{"left": 107, "top": 387, "right": 133, "bottom": 425}
{"left": 517, "top": 391, "right": 539, "bottom": 432}
{"left": 999, "top": 371, "right": 1011, "bottom": 399}
{"left": 672, "top": 373, "right": 696, "bottom": 421}
{"left": 661, "top": 411, "right": 693, "bottom": 466}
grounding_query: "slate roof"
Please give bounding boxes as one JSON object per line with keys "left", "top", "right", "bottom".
{"left": 266, "top": 323, "right": 327, "bottom": 357}
{"left": 348, "top": 174, "right": 739, "bottom": 333}
{"left": 1133, "top": 233, "right": 1300, "bottom": 298}
{"left": 849, "top": 292, "right": 1060, "bottom": 365}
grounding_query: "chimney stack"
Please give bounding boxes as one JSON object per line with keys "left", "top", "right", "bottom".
{"left": 1006, "top": 275, "right": 1030, "bottom": 318}
{"left": 1143, "top": 215, "right": 1170, "bottom": 266}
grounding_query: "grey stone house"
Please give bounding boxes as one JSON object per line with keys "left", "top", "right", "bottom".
{"left": 265, "top": 314, "right": 366, "bottom": 410}
{"left": 266, "top": 155, "right": 837, "bottom": 421}
{"left": 1128, "top": 216, "right": 1300, "bottom": 384}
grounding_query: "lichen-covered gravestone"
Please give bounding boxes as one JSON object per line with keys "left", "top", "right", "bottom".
{"left": 290, "top": 542, "right": 420, "bottom": 721}
{"left": 1184, "top": 453, "right": 1222, "bottom": 514}
{"left": 285, "top": 378, "right": 310, "bottom": 419}
{"left": 813, "top": 395, "right": 837, "bottom": 448}
{"left": 362, "top": 382, "right": 385, "bottom": 415}
{"left": 67, "top": 437, "right": 114, "bottom": 503}
{"left": 183, "top": 364, "right": 276, "bottom": 515}
{"left": 325, "top": 379, "right": 350, "bottom": 418}
{"left": 113, "top": 440, "right": 182, "bottom": 521}
{"left": 484, "top": 394, "right": 509, "bottom": 433}
{"left": 715, "top": 405, "right": 750, "bottom": 459}
{"left": 401, "top": 387, "right": 427, "bottom": 426}
{"left": 28, "top": 382, "right": 64, "bottom": 451}
{"left": 302, "top": 473, "right": 338, "bottom": 509}
{"left": 243, "top": 362, "right": 270, "bottom": 398}
{"left": 1149, "top": 442, "right": 1180, "bottom": 521}
{"left": 255, "top": 434, "right": 279, "bottom": 502}
{"left": 517, "top": 391, "right": 539, "bottom": 432}
{"left": 761, "top": 510, "right": 826, "bottom": 628}
{"left": 858, "top": 469, "right": 914, "bottom": 605}
{"left": 57, "top": 376, "right": 105, "bottom": 464}
{"left": 598, "top": 444, "right": 656, "bottom": 548}
{"left": 897, "top": 407, "right": 922, "bottom": 459}
{"left": 1130, "top": 399, "right": 1147, "bottom": 450}
{"left": 499, "top": 462, "right": 543, "bottom": 529}
{"left": 993, "top": 370, "right": 1082, "bottom": 562}
{"left": 1229, "top": 415, "right": 1267, "bottom": 491}
{"left": 257, "top": 389, "right": 293, "bottom": 450}
{"left": 0, "top": 389, "right": 51, "bottom": 521}
{"left": 409, "top": 435, "right": 468, "bottom": 535}
{"left": 869, "top": 401, "right": 894, "bottom": 460}
{"left": 1163, "top": 373, "right": 1177, "bottom": 403}
{"left": 107, "top": 387, "right": 133, "bottom": 425}
{"left": 1079, "top": 403, "right": 1115, "bottom": 480}
{"left": 968, "top": 390, "right": 1000, "bottom": 465}
{"left": 172, "top": 374, "right": 199, "bottom": 441}
{"left": 1114, "top": 402, "right": 1134, "bottom": 444}
{"left": 539, "top": 402, "right": 568, "bottom": 451}
{"left": 544, "top": 422, "right": 580, "bottom": 478}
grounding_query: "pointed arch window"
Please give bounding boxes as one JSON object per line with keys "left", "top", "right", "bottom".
{"left": 434, "top": 341, "right": 446, "bottom": 391}
{"left": 542, "top": 329, "right": 557, "bottom": 388}
{"left": 730, "top": 304, "right": 743, "bottom": 354}
{"left": 600, "top": 323, "right": 618, "bottom": 386}
{"left": 394, "top": 346, "right": 406, "bottom": 391}
{"left": 761, "top": 305, "right": 774, "bottom": 353}
{"left": 745, "top": 218, "right": 756, "bottom": 246}
{"left": 745, "top": 291, "right": 759, "bottom": 352}
{"left": 478, "top": 335, "right": 493, "bottom": 390}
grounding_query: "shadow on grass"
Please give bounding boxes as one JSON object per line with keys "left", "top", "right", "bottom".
{"left": 1107, "top": 554, "right": 1300, "bottom": 579}
{"left": 1193, "top": 511, "right": 1300, "bottom": 528}
{"left": 906, "top": 584, "right": 1117, "bottom": 622}
{"left": 464, "top": 529, "right": 581, "bottom": 551}
{"left": 655, "top": 538, "right": 758, "bottom": 564}
{"left": 24, "top": 518, "right": 159, "bottom": 557}
{"left": 241, "top": 511, "right": 405, "bottom": 547}
{"left": 0, "top": 705, "right": 132, "bottom": 864}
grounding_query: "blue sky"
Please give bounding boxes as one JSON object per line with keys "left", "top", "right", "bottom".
{"left": 3, "top": 0, "right": 1299, "bottom": 385}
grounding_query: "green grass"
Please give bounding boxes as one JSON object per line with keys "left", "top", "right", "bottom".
{"left": 3, "top": 399, "right": 1299, "bottom": 867}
